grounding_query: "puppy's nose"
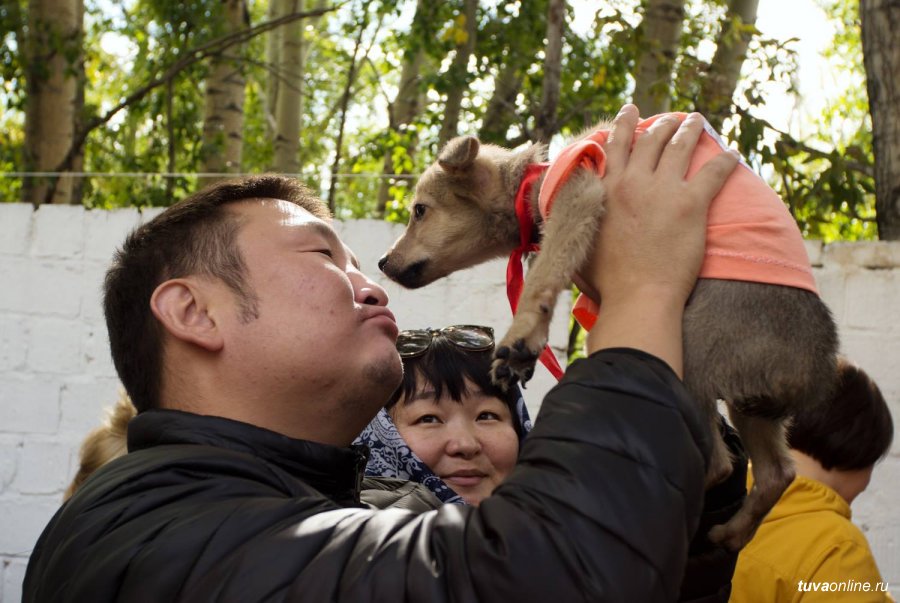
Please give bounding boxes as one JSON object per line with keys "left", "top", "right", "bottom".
{"left": 377, "top": 254, "right": 388, "bottom": 272}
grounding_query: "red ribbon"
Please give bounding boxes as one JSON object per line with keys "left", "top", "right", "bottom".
{"left": 505, "top": 163, "right": 564, "bottom": 381}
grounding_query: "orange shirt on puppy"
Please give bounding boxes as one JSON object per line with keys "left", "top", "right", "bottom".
{"left": 537, "top": 112, "right": 818, "bottom": 330}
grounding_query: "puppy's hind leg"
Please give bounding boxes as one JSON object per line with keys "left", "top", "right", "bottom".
{"left": 492, "top": 168, "right": 606, "bottom": 387}
{"left": 708, "top": 410, "right": 794, "bottom": 551}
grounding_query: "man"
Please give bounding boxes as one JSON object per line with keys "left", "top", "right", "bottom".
{"left": 25, "top": 106, "right": 742, "bottom": 601}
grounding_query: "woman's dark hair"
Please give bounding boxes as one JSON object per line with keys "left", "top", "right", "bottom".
{"left": 387, "top": 337, "right": 524, "bottom": 438}
{"left": 103, "top": 175, "right": 330, "bottom": 413}
{"left": 788, "top": 358, "right": 893, "bottom": 471}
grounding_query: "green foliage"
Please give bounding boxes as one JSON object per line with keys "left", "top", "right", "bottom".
{"left": 73, "top": 0, "right": 224, "bottom": 207}
{"left": 1, "top": 0, "right": 25, "bottom": 201}
{"left": 0, "top": 0, "right": 880, "bottom": 241}
{"left": 724, "top": 0, "right": 876, "bottom": 241}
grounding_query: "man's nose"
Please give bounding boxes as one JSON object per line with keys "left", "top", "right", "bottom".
{"left": 352, "top": 272, "right": 389, "bottom": 306}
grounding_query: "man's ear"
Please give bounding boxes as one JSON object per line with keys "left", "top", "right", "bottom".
{"left": 150, "top": 278, "right": 225, "bottom": 352}
{"left": 438, "top": 135, "right": 480, "bottom": 174}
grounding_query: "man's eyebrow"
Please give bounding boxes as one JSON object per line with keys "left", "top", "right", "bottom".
{"left": 304, "top": 220, "right": 341, "bottom": 246}
{"left": 303, "top": 222, "right": 360, "bottom": 268}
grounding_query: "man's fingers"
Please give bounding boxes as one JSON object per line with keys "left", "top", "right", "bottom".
{"left": 657, "top": 113, "right": 705, "bottom": 177}
{"left": 630, "top": 114, "right": 681, "bottom": 172}
{"left": 688, "top": 150, "right": 741, "bottom": 210}
{"left": 604, "top": 104, "right": 640, "bottom": 175}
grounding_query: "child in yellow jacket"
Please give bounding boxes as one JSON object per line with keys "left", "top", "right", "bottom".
{"left": 730, "top": 358, "right": 894, "bottom": 602}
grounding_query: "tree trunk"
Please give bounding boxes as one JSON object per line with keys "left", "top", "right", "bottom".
{"left": 22, "top": 0, "right": 82, "bottom": 204}
{"left": 861, "top": 0, "right": 900, "bottom": 240}
{"left": 71, "top": 0, "right": 86, "bottom": 205}
{"left": 201, "top": 0, "right": 249, "bottom": 184}
{"left": 696, "top": 0, "right": 760, "bottom": 130}
{"left": 375, "top": 0, "right": 434, "bottom": 215}
{"left": 477, "top": 0, "right": 545, "bottom": 145}
{"left": 438, "top": 0, "right": 479, "bottom": 147}
{"left": 632, "top": 0, "right": 686, "bottom": 116}
{"left": 272, "top": 0, "right": 305, "bottom": 174}
{"left": 48, "top": 6, "right": 335, "bottom": 186}
{"left": 533, "top": 0, "right": 565, "bottom": 143}
{"left": 479, "top": 60, "right": 524, "bottom": 144}
{"left": 265, "top": 0, "right": 281, "bottom": 138}
{"left": 327, "top": 2, "right": 375, "bottom": 213}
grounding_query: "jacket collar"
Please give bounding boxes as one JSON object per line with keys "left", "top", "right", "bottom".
{"left": 748, "top": 473, "right": 852, "bottom": 522}
{"left": 128, "top": 409, "right": 369, "bottom": 505}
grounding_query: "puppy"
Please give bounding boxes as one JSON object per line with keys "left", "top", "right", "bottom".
{"left": 379, "top": 113, "right": 839, "bottom": 550}
{"left": 64, "top": 391, "right": 136, "bottom": 500}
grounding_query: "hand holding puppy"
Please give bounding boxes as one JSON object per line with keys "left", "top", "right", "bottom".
{"left": 581, "top": 105, "right": 739, "bottom": 375}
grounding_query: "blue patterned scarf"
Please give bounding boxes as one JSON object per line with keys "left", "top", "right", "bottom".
{"left": 354, "top": 389, "right": 533, "bottom": 505}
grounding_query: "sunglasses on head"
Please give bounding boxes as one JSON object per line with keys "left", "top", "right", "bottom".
{"left": 396, "top": 325, "right": 495, "bottom": 358}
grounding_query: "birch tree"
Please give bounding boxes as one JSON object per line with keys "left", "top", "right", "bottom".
{"left": 374, "top": 0, "right": 436, "bottom": 215}
{"left": 272, "top": 0, "right": 305, "bottom": 174}
{"left": 438, "top": 0, "right": 478, "bottom": 147}
{"left": 860, "top": 0, "right": 900, "bottom": 240}
{"left": 632, "top": 0, "right": 686, "bottom": 116}
{"left": 200, "top": 0, "right": 249, "bottom": 183}
{"left": 265, "top": 0, "right": 282, "bottom": 139}
{"left": 533, "top": 0, "right": 565, "bottom": 143}
{"left": 271, "top": 0, "right": 325, "bottom": 174}
{"left": 326, "top": 0, "right": 378, "bottom": 213}
{"left": 695, "top": 0, "right": 760, "bottom": 130}
{"left": 477, "top": 0, "right": 548, "bottom": 145}
{"left": 22, "top": 0, "right": 82, "bottom": 204}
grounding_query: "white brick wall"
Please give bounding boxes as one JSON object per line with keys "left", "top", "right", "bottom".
{"left": 1, "top": 203, "right": 898, "bottom": 599}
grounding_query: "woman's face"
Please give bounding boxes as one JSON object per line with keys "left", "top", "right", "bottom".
{"left": 390, "top": 378, "right": 519, "bottom": 505}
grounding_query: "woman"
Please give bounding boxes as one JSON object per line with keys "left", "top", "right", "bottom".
{"left": 355, "top": 324, "right": 531, "bottom": 506}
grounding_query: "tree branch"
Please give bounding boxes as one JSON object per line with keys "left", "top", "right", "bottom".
{"left": 738, "top": 108, "right": 874, "bottom": 178}
{"left": 44, "top": 3, "right": 342, "bottom": 203}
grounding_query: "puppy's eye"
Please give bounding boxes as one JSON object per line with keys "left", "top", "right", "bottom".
{"left": 414, "top": 204, "right": 427, "bottom": 220}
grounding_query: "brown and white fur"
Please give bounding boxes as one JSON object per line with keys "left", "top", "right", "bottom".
{"left": 379, "top": 126, "right": 839, "bottom": 551}
{"left": 64, "top": 391, "right": 136, "bottom": 500}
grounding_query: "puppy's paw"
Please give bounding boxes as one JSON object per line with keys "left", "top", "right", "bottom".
{"left": 491, "top": 340, "right": 539, "bottom": 389}
{"left": 708, "top": 521, "right": 754, "bottom": 553}
{"left": 491, "top": 313, "right": 548, "bottom": 389}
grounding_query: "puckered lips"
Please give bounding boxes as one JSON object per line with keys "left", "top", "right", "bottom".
{"left": 361, "top": 306, "right": 399, "bottom": 338}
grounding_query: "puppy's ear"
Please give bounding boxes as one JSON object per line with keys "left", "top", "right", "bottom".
{"left": 438, "top": 136, "right": 480, "bottom": 173}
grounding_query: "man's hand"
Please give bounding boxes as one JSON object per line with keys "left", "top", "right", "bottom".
{"left": 581, "top": 105, "right": 739, "bottom": 376}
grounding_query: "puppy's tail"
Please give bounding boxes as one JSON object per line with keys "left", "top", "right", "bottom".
{"left": 64, "top": 390, "right": 136, "bottom": 501}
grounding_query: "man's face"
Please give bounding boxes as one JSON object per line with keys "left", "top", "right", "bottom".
{"left": 220, "top": 199, "right": 402, "bottom": 443}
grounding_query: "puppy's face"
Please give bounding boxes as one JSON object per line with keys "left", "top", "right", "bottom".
{"left": 380, "top": 136, "right": 516, "bottom": 288}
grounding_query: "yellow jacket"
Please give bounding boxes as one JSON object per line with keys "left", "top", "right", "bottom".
{"left": 730, "top": 475, "right": 892, "bottom": 602}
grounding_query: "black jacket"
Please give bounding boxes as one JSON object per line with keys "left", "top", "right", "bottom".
{"left": 24, "top": 349, "right": 736, "bottom": 602}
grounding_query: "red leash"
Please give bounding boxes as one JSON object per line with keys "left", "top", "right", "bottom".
{"left": 505, "top": 164, "right": 564, "bottom": 381}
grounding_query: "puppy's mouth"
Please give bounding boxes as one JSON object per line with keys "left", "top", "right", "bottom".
{"left": 392, "top": 260, "right": 430, "bottom": 289}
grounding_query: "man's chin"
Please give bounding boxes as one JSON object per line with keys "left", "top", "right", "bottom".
{"left": 361, "top": 355, "right": 403, "bottom": 401}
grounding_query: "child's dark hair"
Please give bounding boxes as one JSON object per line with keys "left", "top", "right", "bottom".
{"left": 387, "top": 337, "right": 524, "bottom": 438}
{"left": 788, "top": 358, "right": 893, "bottom": 471}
